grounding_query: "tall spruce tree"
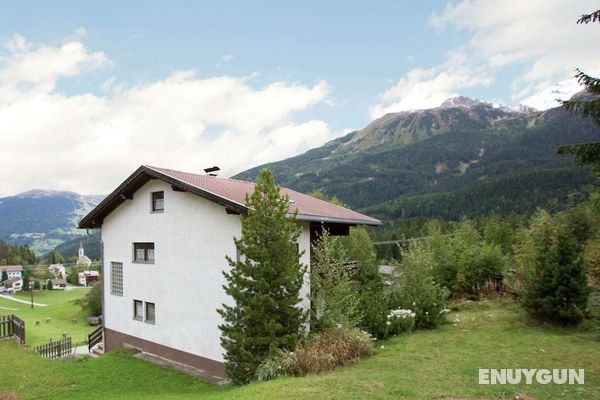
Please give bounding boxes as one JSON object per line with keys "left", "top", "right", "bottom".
{"left": 558, "top": 10, "right": 600, "bottom": 211}
{"left": 517, "top": 211, "right": 589, "bottom": 325}
{"left": 218, "top": 169, "right": 307, "bottom": 384}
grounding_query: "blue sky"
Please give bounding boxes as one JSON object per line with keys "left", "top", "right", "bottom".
{"left": 0, "top": 1, "right": 597, "bottom": 195}
{"left": 2, "top": 1, "right": 462, "bottom": 130}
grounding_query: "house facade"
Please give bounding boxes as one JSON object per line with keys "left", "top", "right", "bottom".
{"left": 48, "top": 264, "right": 66, "bottom": 278}
{"left": 3, "top": 278, "right": 23, "bottom": 293}
{"left": 48, "top": 278, "right": 67, "bottom": 289}
{"left": 0, "top": 265, "right": 23, "bottom": 280}
{"left": 79, "top": 165, "right": 380, "bottom": 379}
{"left": 78, "top": 271, "right": 99, "bottom": 286}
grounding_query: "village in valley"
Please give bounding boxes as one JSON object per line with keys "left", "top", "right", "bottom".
{"left": 1, "top": 3, "right": 600, "bottom": 400}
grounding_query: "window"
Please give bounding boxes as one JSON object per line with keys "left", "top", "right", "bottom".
{"left": 110, "top": 262, "right": 123, "bottom": 296}
{"left": 133, "top": 243, "right": 155, "bottom": 263}
{"left": 145, "top": 302, "right": 156, "bottom": 324}
{"left": 152, "top": 191, "right": 164, "bottom": 212}
{"left": 133, "top": 300, "right": 143, "bottom": 320}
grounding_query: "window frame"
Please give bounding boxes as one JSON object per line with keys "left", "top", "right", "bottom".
{"left": 133, "top": 299, "right": 143, "bottom": 321}
{"left": 110, "top": 262, "right": 123, "bottom": 296}
{"left": 133, "top": 242, "right": 155, "bottom": 264}
{"left": 151, "top": 191, "right": 164, "bottom": 213}
{"left": 145, "top": 302, "right": 156, "bottom": 324}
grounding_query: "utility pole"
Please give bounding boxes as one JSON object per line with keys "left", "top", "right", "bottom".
{"left": 29, "top": 279, "right": 34, "bottom": 309}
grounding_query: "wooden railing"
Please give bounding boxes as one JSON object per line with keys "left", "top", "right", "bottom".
{"left": 0, "top": 314, "right": 26, "bottom": 344}
{"left": 11, "top": 315, "right": 25, "bottom": 345}
{"left": 88, "top": 326, "right": 103, "bottom": 352}
{"left": 36, "top": 336, "right": 72, "bottom": 359}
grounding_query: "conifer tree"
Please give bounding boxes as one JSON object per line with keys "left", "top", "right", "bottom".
{"left": 218, "top": 169, "right": 307, "bottom": 384}
{"left": 558, "top": 9, "right": 600, "bottom": 211}
{"left": 517, "top": 211, "right": 589, "bottom": 325}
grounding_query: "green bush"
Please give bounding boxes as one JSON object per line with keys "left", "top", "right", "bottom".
{"left": 342, "top": 227, "right": 391, "bottom": 339}
{"left": 516, "top": 210, "right": 589, "bottom": 325}
{"left": 584, "top": 237, "right": 600, "bottom": 287}
{"left": 385, "top": 308, "right": 416, "bottom": 336}
{"left": 390, "top": 242, "right": 449, "bottom": 329}
{"left": 256, "top": 327, "right": 373, "bottom": 381}
{"left": 426, "top": 220, "right": 507, "bottom": 299}
{"left": 310, "top": 229, "right": 362, "bottom": 331}
{"left": 81, "top": 281, "right": 102, "bottom": 317}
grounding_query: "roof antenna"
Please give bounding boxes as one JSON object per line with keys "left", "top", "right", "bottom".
{"left": 204, "top": 166, "right": 220, "bottom": 177}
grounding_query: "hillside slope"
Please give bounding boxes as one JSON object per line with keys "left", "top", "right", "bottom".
{"left": 0, "top": 190, "right": 103, "bottom": 255}
{"left": 235, "top": 97, "right": 600, "bottom": 222}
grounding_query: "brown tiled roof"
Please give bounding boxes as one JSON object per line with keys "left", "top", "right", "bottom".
{"left": 49, "top": 279, "right": 67, "bottom": 285}
{"left": 80, "top": 165, "right": 381, "bottom": 228}
{"left": 3, "top": 278, "right": 22, "bottom": 285}
{"left": 0, "top": 265, "right": 23, "bottom": 273}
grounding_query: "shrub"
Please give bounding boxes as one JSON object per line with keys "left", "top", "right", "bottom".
{"left": 81, "top": 281, "right": 102, "bottom": 317}
{"left": 257, "top": 327, "right": 373, "bottom": 381}
{"left": 341, "top": 227, "right": 391, "bottom": 338}
{"left": 584, "top": 237, "right": 600, "bottom": 287}
{"left": 516, "top": 210, "right": 589, "bottom": 325}
{"left": 427, "top": 220, "right": 507, "bottom": 299}
{"left": 386, "top": 308, "right": 415, "bottom": 335}
{"left": 357, "top": 289, "right": 389, "bottom": 339}
{"left": 310, "top": 229, "right": 362, "bottom": 331}
{"left": 390, "top": 242, "right": 449, "bottom": 329}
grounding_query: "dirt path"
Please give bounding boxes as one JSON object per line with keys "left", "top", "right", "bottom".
{"left": 0, "top": 294, "right": 47, "bottom": 307}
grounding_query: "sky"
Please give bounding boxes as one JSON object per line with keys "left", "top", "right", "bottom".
{"left": 0, "top": 0, "right": 598, "bottom": 196}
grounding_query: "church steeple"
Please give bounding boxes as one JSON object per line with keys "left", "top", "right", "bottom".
{"left": 79, "top": 241, "right": 84, "bottom": 258}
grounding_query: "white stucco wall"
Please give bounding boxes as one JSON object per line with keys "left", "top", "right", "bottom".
{"left": 102, "top": 179, "right": 311, "bottom": 363}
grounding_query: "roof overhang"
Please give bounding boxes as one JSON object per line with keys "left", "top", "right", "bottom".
{"left": 79, "top": 165, "right": 382, "bottom": 229}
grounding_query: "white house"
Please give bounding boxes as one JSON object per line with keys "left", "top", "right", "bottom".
{"left": 48, "top": 278, "right": 67, "bottom": 289}
{"left": 79, "top": 165, "right": 380, "bottom": 379}
{"left": 3, "top": 278, "right": 23, "bottom": 293}
{"left": 48, "top": 264, "right": 66, "bottom": 278}
{"left": 0, "top": 265, "right": 23, "bottom": 280}
{"left": 78, "top": 271, "right": 100, "bottom": 286}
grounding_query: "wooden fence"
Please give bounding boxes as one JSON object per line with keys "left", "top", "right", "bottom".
{"left": 0, "top": 314, "right": 26, "bottom": 344}
{"left": 88, "top": 326, "right": 103, "bottom": 352}
{"left": 35, "top": 336, "right": 72, "bottom": 359}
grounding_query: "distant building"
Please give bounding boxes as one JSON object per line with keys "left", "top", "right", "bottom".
{"left": 48, "top": 264, "right": 66, "bottom": 278}
{"left": 78, "top": 271, "right": 99, "bottom": 286}
{"left": 48, "top": 278, "right": 67, "bottom": 290}
{"left": 0, "top": 265, "right": 23, "bottom": 280}
{"left": 2, "top": 278, "right": 23, "bottom": 293}
{"left": 77, "top": 242, "right": 92, "bottom": 267}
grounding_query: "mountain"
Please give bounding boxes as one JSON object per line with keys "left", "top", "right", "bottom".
{"left": 234, "top": 95, "right": 600, "bottom": 223}
{"left": 0, "top": 190, "right": 104, "bottom": 255}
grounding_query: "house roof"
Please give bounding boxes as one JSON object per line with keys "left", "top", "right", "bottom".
{"left": 3, "top": 278, "right": 22, "bottom": 285}
{"left": 49, "top": 279, "right": 66, "bottom": 285}
{"left": 0, "top": 265, "right": 23, "bottom": 273}
{"left": 79, "top": 271, "right": 99, "bottom": 276}
{"left": 79, "top": 165, "right": 382, "bottom": 229}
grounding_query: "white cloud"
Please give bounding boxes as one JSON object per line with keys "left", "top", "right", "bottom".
{"left": 370, "top": 51, "right": 492, "bottom": 118}
{"left": 0, "top": 36, "right": 336, "bottom": 196}
{"left": 373, "top": 0, "right": 599, "bottom": 116}
{"left": 221, "top": 53, "right": 235, "bottom": 63}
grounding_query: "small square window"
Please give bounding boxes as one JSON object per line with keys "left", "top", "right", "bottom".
{"left": 133, "top": 243, "right": 155, "bottom": 263}
{"left": 133, "top": 300, "right": 143, "bottom": 320}
{"left": 152, "top": 191, "right": 164, "bottom": 212}
{"left": 146, "top": 302, "right": 155, "bottom": 324}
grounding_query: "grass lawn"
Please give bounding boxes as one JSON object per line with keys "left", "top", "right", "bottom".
{"left": 1, "top": 300, "right": 598, "bottom": 400}
{"left": 0, "top": 287, "right": 93, "bottom": 346}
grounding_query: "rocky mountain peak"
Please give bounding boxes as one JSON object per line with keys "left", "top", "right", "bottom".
{"left": 439, "top": 96, "right": 486, "bottom": 109}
